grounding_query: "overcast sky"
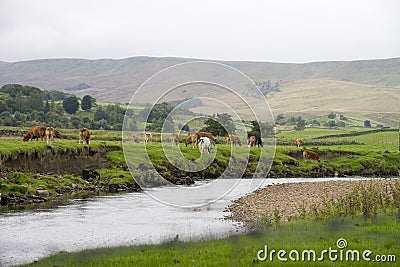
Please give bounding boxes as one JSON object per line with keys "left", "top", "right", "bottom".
{"left": 0, "top": 0, "right": 399, "bottom": 63}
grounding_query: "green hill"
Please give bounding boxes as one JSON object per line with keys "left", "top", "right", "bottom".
{"left": 0, "top": 57, "right": 399, "bottom": 126}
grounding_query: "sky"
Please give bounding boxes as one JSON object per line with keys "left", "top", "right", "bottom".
{"left": 0, "top": 0, "right": 399, "bottom": 63}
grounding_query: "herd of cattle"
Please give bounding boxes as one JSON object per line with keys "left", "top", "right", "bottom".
{"left": 132, "top": 132, "right": 320, "bottom": 161}
{"left": 22, "top": 125, "right": 91, "bottom": 145}
{"left": 21, "top": 126, "right": 320, "bottom": 161}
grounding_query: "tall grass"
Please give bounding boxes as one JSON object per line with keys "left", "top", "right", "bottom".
{"left": 294, "top": 180, "right": 400, "bottom": 223}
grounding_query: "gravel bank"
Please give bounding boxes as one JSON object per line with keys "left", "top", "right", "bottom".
{"left": 226, "top": 179, "right": 398, "bottom": 225}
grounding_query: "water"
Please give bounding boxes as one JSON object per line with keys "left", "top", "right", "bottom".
{"left": 0, "top": 177, "right": 361, "bottom": 266}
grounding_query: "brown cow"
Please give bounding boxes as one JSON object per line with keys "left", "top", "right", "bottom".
{"left": 145, "top": 132, "right": 152, "bottom": 144}
{"left": 23, "top": 126, "right": 46, "bottom": 142}
{"left": 195, "top": 132, "right": 216, "bottom": 146}
{"left": 226, "top": 134, "right": 242, "bottom": 146}
{"left": 303, "top": 150, "right": 320, "bottom": 163}
{"left": 295, "top": 138, "right": 303, "bottom": 148}
{"left": 54, "top": 129, "right": 62, "bottom": 139}
{"left": 185, "top": 134, "right": 197, "bottom": 148}
{"left": 79, "top": 128, "right": 91, "bottom": 145}
{"left": 170, "top": 133, "right": 179, "bottom": 146}
{"left": 227, "top": 134, "right": 242, "bottom": 146}
{"left": 248, "top": 135, "right": 257, "bottom": 147}
{"left": 45, "top": 126, "right": 56, "bottom": 143}
{"left": 131, "top": 134, "right": 139, "bottom": 143}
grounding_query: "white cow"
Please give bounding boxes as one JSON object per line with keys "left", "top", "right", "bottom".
{"left": 198, "top": 136, "right": 211, "bottom": 154}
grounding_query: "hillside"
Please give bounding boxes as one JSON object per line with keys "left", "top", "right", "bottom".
{"left": 0, "top": 57, "right": 399, "bottom": 126}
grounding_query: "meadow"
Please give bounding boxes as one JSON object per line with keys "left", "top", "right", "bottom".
{"left": 0, "top": 126, "right": 398, "bottom": 265}
{"left": 0, "top": 127, "right": 398, "bottom": 209}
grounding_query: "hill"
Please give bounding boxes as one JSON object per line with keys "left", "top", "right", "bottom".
{"left": 0, "top": 57, "right": 399, "bottom": 126}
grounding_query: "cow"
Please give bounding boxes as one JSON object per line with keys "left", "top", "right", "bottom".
{"left": 170, "top": 133, "right": 179, "bottom": 146}
{"left": 185, "top": 134, "right": 197, "bottom": 148}
{"left": 131, "top": 134, "right": 139, "bottom": 143}
{"left": 247, "top": 133, "right": 263, "bottom": 147}
{"left": 226, "top": 134, "right": 242, "bottom": 146}
{"left": 45, "top": 126, "right": 56, "bottom": 144}
{"left": 295, "top": 138, "right": 303, "bottom": 148}
{"left": 145, "top": 132, "right": 152, "bottom": 144}
{"left": 226, "top": 135, "right": 232, "bottom": 146}
{"left": 227, "top": 134, "right": 242, "bottom": 146}
{"left": 23, "top": 126, "right": 46, "bottom": 142}
{"left": 195, "top": 132, "right": 216, "bottom": 146}
{"left": 198, "top": 137, "right": 211, "bottom": 154}
{"left": 54, "top": 129, "right": 62, "bottom": 139}
{"left": 248, "top": 135, "right": 256, "bottom": 147}
{"left": 79, "top": 128, "right": 91, "bottom": 145}
{"left": 303, "top": 150, "right": 320, "bottom": 163}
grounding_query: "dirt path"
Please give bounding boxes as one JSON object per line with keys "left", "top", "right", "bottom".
{"left": 226, "top": 179, "right": 397, "bottom": 225}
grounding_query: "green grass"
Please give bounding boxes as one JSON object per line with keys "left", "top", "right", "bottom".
{"left": 0, "top": 139, "right": 120, "bottom": 154}
{"left": 21, "top": 213, "right": 399, "bottom": 267}
{"left": 21, "top": 179, "right": 400, "bottom": 266}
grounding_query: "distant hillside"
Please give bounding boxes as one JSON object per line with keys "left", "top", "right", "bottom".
{"left": 0, "top": 56, "right": 399, "bottom": 126}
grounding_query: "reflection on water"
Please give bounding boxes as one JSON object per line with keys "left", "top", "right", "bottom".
{"left": 0, "top": 178, "right": 360, "bottom": 266}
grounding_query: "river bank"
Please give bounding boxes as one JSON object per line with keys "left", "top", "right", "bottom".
{"left": 227, "top": 179, "right": 400, "bottom": 225}
{"left": 0, "top": 142, "right": 141, "bottom": 208}
{"left": 10, "top": 177, "right": 400, "bottom": 267}
{"left": 1, "top": 139, "right": 399, "bottom": 209}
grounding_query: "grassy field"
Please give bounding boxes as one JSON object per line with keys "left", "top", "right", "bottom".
{"left": 0, "top": 127, "right": 398, "bottom": 265}
{"left": 268, "top": 79, "right": 400, "bottom": 127}
{"left": 1, "top": 127, "right": 398, "bottom": 208}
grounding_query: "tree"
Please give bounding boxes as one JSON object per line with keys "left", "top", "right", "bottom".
{"left": 94, "top": 107, "right": 107, "bottom": 121}
{"left": 364, "top": 120, "right": 371, "bottom": 128}
{"left": 325, "top": 120, "right": 336, "bottom": 128}
{"left": 203, "top": 113, "right": 236, "bottom": 136}
{"left": 81, "top": 95, "right": 93, "bottom": 111}
{"left": 44, "top": 100, "right": 50, "bottom": 114}
{"left": 327, "top": 112, "right": 336, "bottom": 119}
{"left": 0, "top": 100, "right": 8, "bottom": 113}
{"left": 295, "top": 118, "right": 306, "bottom": 131}
{"left": 142, "top": 102, "right": 175, "bottom": 132}
{"left": 249, "top": 120, "right": 261, "bottom": 135}
{"left": 28, "top": 89, "right": 43, "bottom": 111}
{"left": 181, "top": 124, "right": 190, "bottom": 132}
{"left": 63, "top": 96, "right": 79, "bottom": 114}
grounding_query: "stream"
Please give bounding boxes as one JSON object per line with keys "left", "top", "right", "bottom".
{"left": 0, "top": 177, "right": 359, "bottom": 266}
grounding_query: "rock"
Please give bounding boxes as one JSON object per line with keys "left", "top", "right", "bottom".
{"left": 36, "top": 189, "right": 50, "bottom": 198}
{"left": 81, "top": 169, "right": 100, "bottom": 182}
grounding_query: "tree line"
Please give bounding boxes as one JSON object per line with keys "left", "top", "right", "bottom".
{"left": 0, "top": 84, "right": 128, "bottom": 130}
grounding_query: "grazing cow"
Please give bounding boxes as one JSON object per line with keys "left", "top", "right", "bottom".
{"left": 198, "top": 137, "right": 211, "bottom": 154}
{"left": 247, "top": 133, "right": 263, "bottom": 147}
{"left": 185, "top": 134, "right": 197, "bottom": 148}
{"left": 226, "top": 135, "right": 230, "bottom": 145}
{"left": 54, "top": 129, "right": 62, "bottom": 139}
{"left": 195, "top": 132, "right": 216, "bottom": 146}
{"left": 233, "top": 135, "right": 242, "bottom": 146}
{"left": 23, "top": 126, "right": 46, "bottom": 141}
{"left": 79, "top": 128, "right": 91, "bottom": 145}
{"left": 131, "top": 134, "right": 139, "bottom": 143}
{"left": 295, "top": 138, "right": 303, "bottom": 148}
{"left": 170, "top": 133, "right": 179, "bottom": 146}
{"left": 145, "top": 132, "right": 152, "bottom": 144}
{"left": 248, "top": 135, "right": 256, "bottom": 147}
{"left": 45, "top": 126, "right": 56, "bottom": 144}
{"left": 303, "top": 150, "right": 320, "bottom": 163}
{"left": 226, "top": 134, "right": 242, "bottom": 146}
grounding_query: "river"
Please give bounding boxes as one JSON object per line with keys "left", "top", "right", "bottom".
{"left": 0, "top": 177, "right": 360, "bottom": 266}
